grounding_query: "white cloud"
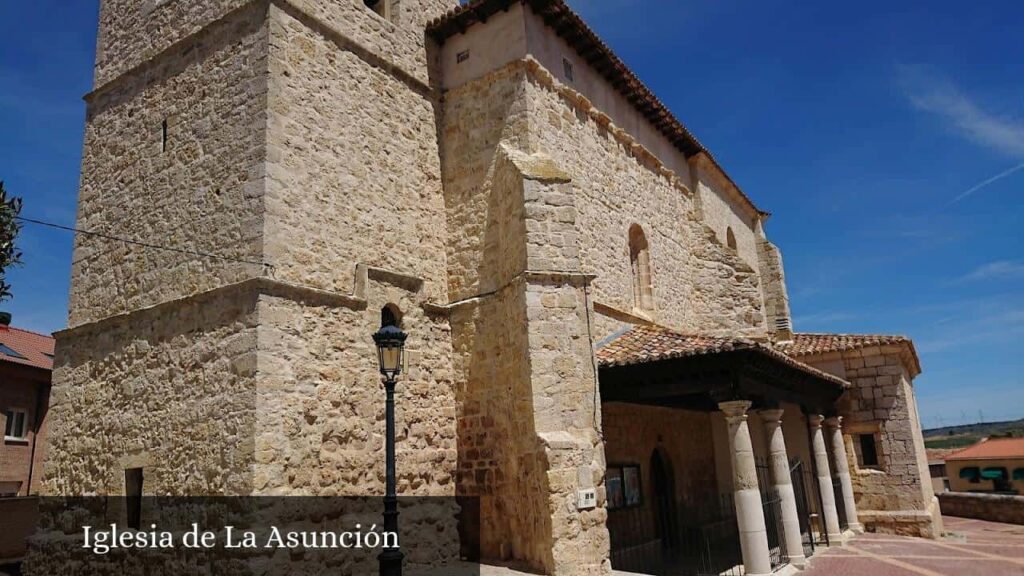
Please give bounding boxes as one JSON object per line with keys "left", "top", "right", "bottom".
{"left": 899, "top": 64, "right": 1024, "bottom": 159}
{"left": 958, "top": 260, "right": 1024, "bottom": 283}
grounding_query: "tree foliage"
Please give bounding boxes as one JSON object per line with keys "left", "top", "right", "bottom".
{"left": 0, "top": 181, "right": 23, "bottom": 302}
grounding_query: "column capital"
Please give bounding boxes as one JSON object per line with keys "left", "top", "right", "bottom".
{"left": 759, "top": 408, "right": 784, "bottom": 423}
{"left": 719, "top": 400, "right": 753, "bottom": 420}
{"left": 808, "top": 414, "right": 825, "bottom": 428}
{"left": 825, "top": 415, "right": 843, "bottom": 429}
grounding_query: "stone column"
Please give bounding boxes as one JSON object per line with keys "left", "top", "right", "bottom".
{"left": 809, "top": 414, "right": 843, "bottom": 543}
{"left": 760, "top": 409, "right": 807, "bottom": 568}
{"left": 826, "top": 416, "right": 864, "bottom": 533}
{"left": 720, "top": 401, "right": 772, "bottom": 576}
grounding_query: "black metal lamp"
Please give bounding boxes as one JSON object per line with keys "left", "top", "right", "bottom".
{"left": 373, "top": 321, "right": 407, "bottom": 576}
{"left": 373, "top": 324, "right": 407, "bottom": 381}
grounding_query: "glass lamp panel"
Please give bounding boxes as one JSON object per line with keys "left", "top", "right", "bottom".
{"left": 381, "top": 346, "right": 402, "bottom": 374}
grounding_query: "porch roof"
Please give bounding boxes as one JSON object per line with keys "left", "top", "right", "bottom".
{"left": 596, "top": 325, "right": 848, "bottom": 412}
{"left": 777, "top": 333, "right": 922, "bottom": 377}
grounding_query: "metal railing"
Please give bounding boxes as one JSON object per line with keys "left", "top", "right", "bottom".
{"left": 791, "top": 458, "right": 830, "bottom": 549}
{"left": 755, "top": 458, "right": 790, "bottom": 573}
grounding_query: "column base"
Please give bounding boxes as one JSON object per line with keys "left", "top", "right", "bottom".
{"left": 848, "top": 522, "right": 865, "bottom": 534}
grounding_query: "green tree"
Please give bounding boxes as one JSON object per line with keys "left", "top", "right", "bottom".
{"left": 0, "top": 181, "right": 23, "bottom": 302}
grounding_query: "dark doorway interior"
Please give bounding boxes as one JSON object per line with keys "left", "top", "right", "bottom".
{"left": 651, "top": 448, "right": 678, "bottom": 551}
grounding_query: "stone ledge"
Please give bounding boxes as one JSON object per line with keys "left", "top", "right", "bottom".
{"left": 939, "top": 491, "right": 1024, "bottom": 525}
{"left": 56, "top": 263, "right": 431, "bottom": 340}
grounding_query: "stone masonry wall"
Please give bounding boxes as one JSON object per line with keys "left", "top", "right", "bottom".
{"left": 92, "top": 0, "right": 456, "bottom": 88}
{"left": 69, "top": 1, "right": 270, "bottom": 327}
{"left": 442, "top": 118, "right": 609, "bottom": 572}
{"left": 44, "top": 285, "right": 259, "bottom": 496}
{"left": 691, "top": 161, "right": 760, "bottom": 271}
{"left": 525, "top": 275, "right": 609, "bottom": 576}
{"left": 252, "top": 279, "right": 458, "bottom": 496}
{"left": 451, "top": 280, "right": 543, "bottom": 566}
{"left": 442, "top": 68, "right": 553, "bottom": 569}
{"left": 440, "top": 56, "right": 770, "bottom": 572}
{"left": 938, "top": 492, "right": 1024, "bottom": 525}
{"left": 756, "top": 239, "right": 793, "bottom": 338}
{"left": 518, "top": 59, "right": 767, "bottom": 341}
{"left": 440, "top": 61, "right": 531, "bottom": 302}
{"left": 798, "top": 348, "right": 940, "bottom": 537}
{"left": 263, "top": 1, "right": 451, "bottom": 303}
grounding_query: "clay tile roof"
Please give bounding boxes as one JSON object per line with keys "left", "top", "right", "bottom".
{"left": 426, "top": 0, "right": 769, "bottom": 218}
{"left": 778, "top": 333, "right": 922, "bottom": 376}
{"left": 925, "top": 448, "right": 958, "bottom": 464}
{"left": 945, "top": 438, "right": 1024, "bottom": 461}
{"left": 0, "top": 325, "right": 55, "bottom": 371}
{"left": 596, "top": 325, "right": 848, "bottom": 389}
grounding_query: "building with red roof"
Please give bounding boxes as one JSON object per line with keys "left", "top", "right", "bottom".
{"left": 0, "top": 320, "right": 53, "bottom": 498}
{"left": 945, "top": 438, "right": 1024, "bottom": 494}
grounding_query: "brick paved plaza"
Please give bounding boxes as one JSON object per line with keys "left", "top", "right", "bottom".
{"left": 803, "top": 517, "right": 1024, "bottom": 576}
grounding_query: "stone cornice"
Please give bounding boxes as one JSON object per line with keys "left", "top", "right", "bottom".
{"left": 55, "top": 264, "right": 433, "bottom": 340}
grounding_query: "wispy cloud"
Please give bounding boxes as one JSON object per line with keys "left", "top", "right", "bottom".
{"left": 957, "top": 260, "right": 1024, "bottom": 283}
{"left": 950, "top": 161, "right": 1024, "bottom": 204}
{"left": 899, "top": 64, "right": 1024, "bottom": 159}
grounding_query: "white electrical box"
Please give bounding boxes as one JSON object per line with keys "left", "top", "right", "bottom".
{"left": 576, "top": 488, "right": 597, "bottom": 510}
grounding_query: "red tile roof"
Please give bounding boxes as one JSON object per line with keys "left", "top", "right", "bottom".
{"left": 426, "top": 0, "right": 768, "bottom": 218}
{"left": 926, "top": 448, "right": 959, "bottom": 464}
{"left": 596, "top": 325, "right": 848, "bottom": 388}
{"left": 779, "top": 333, "right": 910, "bottom": 355}
{"left": 0, "top": 325, "right": 55, "bottom": 371}
{"left": 945, "top": 438, "right": 1024, "bottom": 461}
{"left": 778, "top": 333, "right": 922, "bottom": 376}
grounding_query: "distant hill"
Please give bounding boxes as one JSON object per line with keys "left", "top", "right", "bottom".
{"left": 923, "top": 419, "right": 1024, "bottom": 450}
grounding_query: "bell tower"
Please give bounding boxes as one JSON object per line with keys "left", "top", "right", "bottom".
{"left": 49, "top": 0, "right": 461, "bottom": 500}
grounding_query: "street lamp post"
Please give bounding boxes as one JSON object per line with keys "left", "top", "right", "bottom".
{"left": 373, "top": 322, "right": 407, "bottom": 576}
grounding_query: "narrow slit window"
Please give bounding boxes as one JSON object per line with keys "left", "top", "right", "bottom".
{"left": 125, "top": 468, "right": 144, "bottom": 530}
{"left": 562, "top": 57, "right": 574, "bottom": 82}
{"left": 161, "top": 119, "right": 168, "bottom": 152}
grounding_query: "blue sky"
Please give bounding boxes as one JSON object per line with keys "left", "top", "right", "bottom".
{"left": 1, "top": 1, "right": 1021, "bottom": 427}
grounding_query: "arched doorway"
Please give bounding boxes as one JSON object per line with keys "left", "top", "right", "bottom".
{"left": 650, "top": 448, "right": 678, "bottom": 552}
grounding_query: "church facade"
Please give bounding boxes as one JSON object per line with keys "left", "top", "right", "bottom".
{"left": 44, "top": 0, "right": 940, "bottom": 574}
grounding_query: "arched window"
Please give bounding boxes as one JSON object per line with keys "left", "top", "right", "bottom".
{"left": 381, "top": 304, "right": 402, "bottom": 328}
{"left": 364, "top": 0, "right": 398, "bottom": 23}
{"left": 726, "top": 227, "right": 737, "bottom": 251}
{"left": 629, "top": 224, "right": 654, "bottom": 311}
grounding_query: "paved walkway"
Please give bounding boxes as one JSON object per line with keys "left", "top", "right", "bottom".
{"left": 803, "top": 516, "right": 1024, "bottom": 576}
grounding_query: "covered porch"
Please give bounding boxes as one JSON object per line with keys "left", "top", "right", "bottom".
{"left": 596, "top": 326, "right": 864, "bottom": 575}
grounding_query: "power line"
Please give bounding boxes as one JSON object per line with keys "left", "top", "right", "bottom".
{"left": 15, "top": 215, "right": 274, "bottom": 273}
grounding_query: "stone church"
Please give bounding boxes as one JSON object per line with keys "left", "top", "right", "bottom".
{"left": 44, "top": 0, "right": 941, "bottom": 574}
